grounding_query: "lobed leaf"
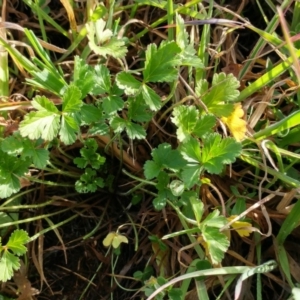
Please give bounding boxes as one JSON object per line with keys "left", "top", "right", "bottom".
{"left": 143, "top": 41, "right": 181, "bottom": 83}
{"left": 201, "top": 227, "right": 230, "bottom": 265}
{"left": 201, "top": 134, "right": 242, "bottom": 174}
{"left": 6, "top": 230, "right": 29, "bottom": 256}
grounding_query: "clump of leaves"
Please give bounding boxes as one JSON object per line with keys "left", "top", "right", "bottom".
{"left": 74, "top": 138, "right": 106, "bottom": 193}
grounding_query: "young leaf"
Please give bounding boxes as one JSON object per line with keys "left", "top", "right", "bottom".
{"left": 73, "top": 138, "right": 106, "bottom": 169}
{"left": 75, "top": 168, "right": 105, "bottom": 193}
{"left": 143, "top": 41, "right": 181, "bottom": 83}
{"left": 179, "top": 138, "right": 203, "bottom": 188}
{"left": 22, "top": 138, "right": 49, "bottom": 169}
{"left": 201, "top": 133, "right": 242, "bottom": 174}
{"left": 180, "top": 165, "right": 202, "bottom": 189}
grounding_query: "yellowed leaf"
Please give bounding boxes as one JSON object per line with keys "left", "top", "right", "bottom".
{"left": 197, "top": 235, "right": 210, "bottom": 256}
{"left": 227, "top": 215, "right": 252, "bottom": 237}
{"left": 103, "top": 231, "right": 128, "bottom": 248}
{"left": 221, "top": 103, "right": 247, "bottom": 141}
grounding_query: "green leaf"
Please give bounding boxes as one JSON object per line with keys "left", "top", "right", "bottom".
{"left": 59, "top": 115, "right": 79, "bottom": 145}
{"left": 175, "top": 13, "right": 189, "bottom": 50}
{"left": 179, "top": 45, "right": 204, "bottom": 68}
{"left": 73, "top": 138, "right": 106, "bottom": 169}
{"left": 175, "top": 14, "right": 203, "bottom": 68}
{"left": 31, "top": 95, "right": 59, "bottom": 113}
{"left": 20, "top": 95, "right": 62, "bottom": 141}
{"left": 143, "top": 160, "right": 161, "bottom": 180}
{"left": 190, "top": 196, "right": 204, "bottom": 225}
{"left": 19, "top": 111, "right": 60, "bottom": 141}
{"left": 201, "top": 134, "right": 242, "bottom": 174}
{"left": 201, "top": 227, "right": 230, "bottom": 265}
{"left": 201, "top": 210, "right": 227, "bottom": 228}
{"left": 125, "top": 122, "right": 146, "bottom": 140}
{"left": 141, "top": 85, "right": 162, "bottom": 111}
{"left": 29, "top": 68, "right": 67, "bottom": 96}
{"left": 277, "top": 200, "right": 300, "bottom": 245}
{"left": 86, "top": 19, "right": 128, "bottom": 59}
{"left": 1, "top": 135, "right": 24, "bottom": 155}
{"left": 73, "top": 56, "right": 96, "bottom": 97}
{"left": 2, "top": 134, "right": 49, "bottom": 169}
{"left": 180, "top": 164, "right": 201, "bottom": 189}
{"left": 169, "top": 180, "right": 185, "bottom": 197}
{"left": 153, "top": 194, "right": 167, "bottom": 210}
{"left": 128, "top": 95, "right": 153, "bottom": 122}
{"left": 0, "top": 150, "right": 31, "bottom": 198}
{"left": 143, "top": 41, "right": 181, "bottom": 83}
{"left": 144, "top": 143, "right": 186, "bottom": 180}
{"left": 24, "top": 147, "right": 48, "bottom": 169}
{"left": 80, "top": 103, "right": 104, "bottom": 124}
{"left": 62, "top": 85, "right": 82, "bottom": 113}
{"left": 6, "top": 230, "right": 29, "bottom": 256}
{"left": 110, "top": 116, "right": 127, "bottom": 133}
{"left": 88, "top": 122, "right": 109, "bottom": 135}
{"left": 22, "top": 138, "right": 49, "bottom": 169}
{"left": 196, "top": 73, "right": 240, "bottom": 117}
{"left": 102, "top": 95, "right": 124, "bottom": 115}
{"left": 0, "top": 230, "right": 29, "bottom": 282}
{"left": 116, "top": 72, "right": 141, "bottom": 95}
{"left": 179, "top": 137, "right": 202, "bottom": 163}
{"left": 172, "top": 106, "right": 216, "bottom": 141}
{"left": 75, "top": 168, "right": 105, "bottom": 193}
{"left": 110, "top": 116, "right": 146, "bottom": 139}
{"left": 0, "top": 251, "right": 20, "bottom": 282}
{"left": 92, "top": 64, "right": 111, "bottom": 94}
{"left": 168, "top": 288, "right": 183, "bottom": 300}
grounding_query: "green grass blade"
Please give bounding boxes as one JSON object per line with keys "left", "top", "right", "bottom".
{"left": 277, "top": 200, "right": 300, "bottom": 245}
{"left": 22, "top": 0, "right": 68, "bottom": 36}
{"left": 252, "top": 110, "right": 300, "bottom": 140}
{"left": 0, "top": 18, "right": 9, "bottom": 98}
